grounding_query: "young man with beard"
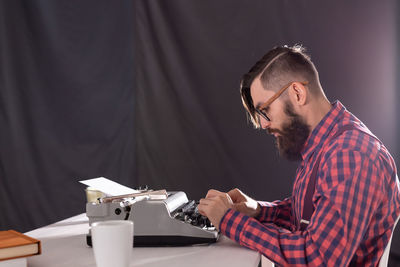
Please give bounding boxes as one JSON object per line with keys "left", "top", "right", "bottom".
{"left": 197, "top": 45, "right": 400, "bottom": 266}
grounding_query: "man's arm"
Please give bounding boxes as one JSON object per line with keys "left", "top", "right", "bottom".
{"left": 204, "top": 188, "right": 294, "bottom": 230}
{"left": 256, "top": 198, "right": 293, "bottom": 229}
{"left": 215, "top": 150, "right": 384, "bottom": 266}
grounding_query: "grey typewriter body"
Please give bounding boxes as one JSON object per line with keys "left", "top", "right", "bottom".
{"left": 86, "top": 191, "right": 219, "bottom": 246}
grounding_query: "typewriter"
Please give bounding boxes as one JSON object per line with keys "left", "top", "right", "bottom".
{"left": 85, "top": 189, "right": 219, "bottom": 247}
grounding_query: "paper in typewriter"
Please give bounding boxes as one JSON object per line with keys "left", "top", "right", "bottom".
{"left": 79, "top": 177, "right": 139, "bottom": 197}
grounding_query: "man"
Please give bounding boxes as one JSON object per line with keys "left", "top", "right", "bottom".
{"left": 197, "top": 45, "right": 400, "bottom": 266}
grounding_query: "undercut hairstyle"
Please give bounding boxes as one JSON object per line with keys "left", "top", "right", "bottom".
{"left": 240, "top": 45, "right": 321, "bottom": 128}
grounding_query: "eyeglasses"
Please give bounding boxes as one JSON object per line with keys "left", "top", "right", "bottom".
{"left": 255, "top": 81, "right": 308, "bottom": 123}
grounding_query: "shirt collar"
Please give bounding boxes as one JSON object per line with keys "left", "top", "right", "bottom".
{"left": 301, "top": 100, "right": 346, "bottom": 161}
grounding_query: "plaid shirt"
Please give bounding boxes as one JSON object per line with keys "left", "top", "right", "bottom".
{"left": 220, "top": 101, "right": 400, "bottom": 266}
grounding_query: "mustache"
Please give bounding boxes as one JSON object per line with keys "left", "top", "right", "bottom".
{"left": 267, "top": 128, "right": 284, "bottom": 135}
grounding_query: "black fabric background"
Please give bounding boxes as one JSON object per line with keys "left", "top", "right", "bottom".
{"left": 1, "top": 0, "right": 399, "bottom": 264}
{"left": 0, "top": 0, "right": 136, "bottom": 229}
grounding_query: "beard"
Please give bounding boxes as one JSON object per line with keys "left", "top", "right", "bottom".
{"left": 268, "top": 102, "right": 310, "bottom": 161}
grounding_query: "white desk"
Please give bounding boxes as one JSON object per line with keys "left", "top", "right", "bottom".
{"left": 25, "top": 213, "right": 274, "bottom": 267}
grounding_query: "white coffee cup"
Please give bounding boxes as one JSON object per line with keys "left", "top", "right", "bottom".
{"left": 91, "top": 220, "right": 134, "bottom": 267}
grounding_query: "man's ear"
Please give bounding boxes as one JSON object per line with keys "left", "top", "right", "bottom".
{"left": 290, "top": 82, "right": 307, "bottom": 106}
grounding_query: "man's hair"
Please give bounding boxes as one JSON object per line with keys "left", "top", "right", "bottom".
{"left": 240, "top": 45, "right": 321, "bottom": 127}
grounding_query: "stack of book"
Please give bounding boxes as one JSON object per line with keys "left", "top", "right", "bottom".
{"left": 0, "top": 230, "right": 41, "bottom": 267}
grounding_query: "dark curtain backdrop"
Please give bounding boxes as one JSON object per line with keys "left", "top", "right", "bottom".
{"left": 1, "top": 0, "right": 399, "bottom": 264}
{"left": 0, "top": 1, "right": 136, "bottom": 229}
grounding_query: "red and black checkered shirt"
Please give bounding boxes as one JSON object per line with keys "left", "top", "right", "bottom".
{"left": 220, "top": 101, "right": 400, "bottom": 266}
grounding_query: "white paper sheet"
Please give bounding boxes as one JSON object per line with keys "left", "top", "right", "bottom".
{"left": 79, "top": 177, "right": 139, "bottom": 196}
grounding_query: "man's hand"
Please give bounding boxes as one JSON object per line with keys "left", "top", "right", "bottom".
{"left": 197, "top": 189, "right": 234, "bottom": 230}
{"left": 227, "top": 188, "right": 261, "bottom": 218}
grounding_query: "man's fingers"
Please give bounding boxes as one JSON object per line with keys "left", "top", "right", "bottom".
{"left": 199, "top": 198, "right": 214, "bottom": 205}
{"left": 198, "top": 195, "right": 226, "bottom": 216}
{"left": 205, "top": 189, "right": 222, "bottom": 198}
{"left": 227, "top": 188, "right": 239, "bottom": 198}
{"left": 197, "top": 204, "right": 207, "bottom": 216}
{"left": 198, "top": 199, "right": 213, "bottom": 216}
{"left": 227, "top": 188, "right": 244, "bottom": 203}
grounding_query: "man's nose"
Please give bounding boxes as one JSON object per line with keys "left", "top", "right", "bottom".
{"left": 260, "top": 119, "right": 271, "bottom": 130}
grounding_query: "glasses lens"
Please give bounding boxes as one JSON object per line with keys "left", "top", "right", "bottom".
{"left": 256, "top": 109, "right": 270, "bottom": 122}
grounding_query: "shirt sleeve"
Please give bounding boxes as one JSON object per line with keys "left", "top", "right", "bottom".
{"left": 219, "top": 150, "right": 384, "bottom": 266}
{"left": 256, "top": 197, "right": 293, "bottom": 230}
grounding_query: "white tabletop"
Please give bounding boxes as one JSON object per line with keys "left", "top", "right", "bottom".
{"left": 25, "top": 213, "right": 271, "bottom": 267}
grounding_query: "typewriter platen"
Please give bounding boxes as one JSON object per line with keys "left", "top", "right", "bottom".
{"left": 86, "top": 190, "right": 219, "bottom": 247}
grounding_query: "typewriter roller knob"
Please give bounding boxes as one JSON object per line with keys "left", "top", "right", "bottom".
{"left": 137, "top": 185, "right": 149, "bottom": 191}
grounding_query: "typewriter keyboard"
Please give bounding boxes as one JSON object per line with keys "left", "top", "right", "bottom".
{"left": 173, "top": 200, "right": 215, "bottom": 229}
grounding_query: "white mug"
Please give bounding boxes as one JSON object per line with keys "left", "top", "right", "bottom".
{"left": 91, "top": 220, "right": 134, "bottom": 267}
